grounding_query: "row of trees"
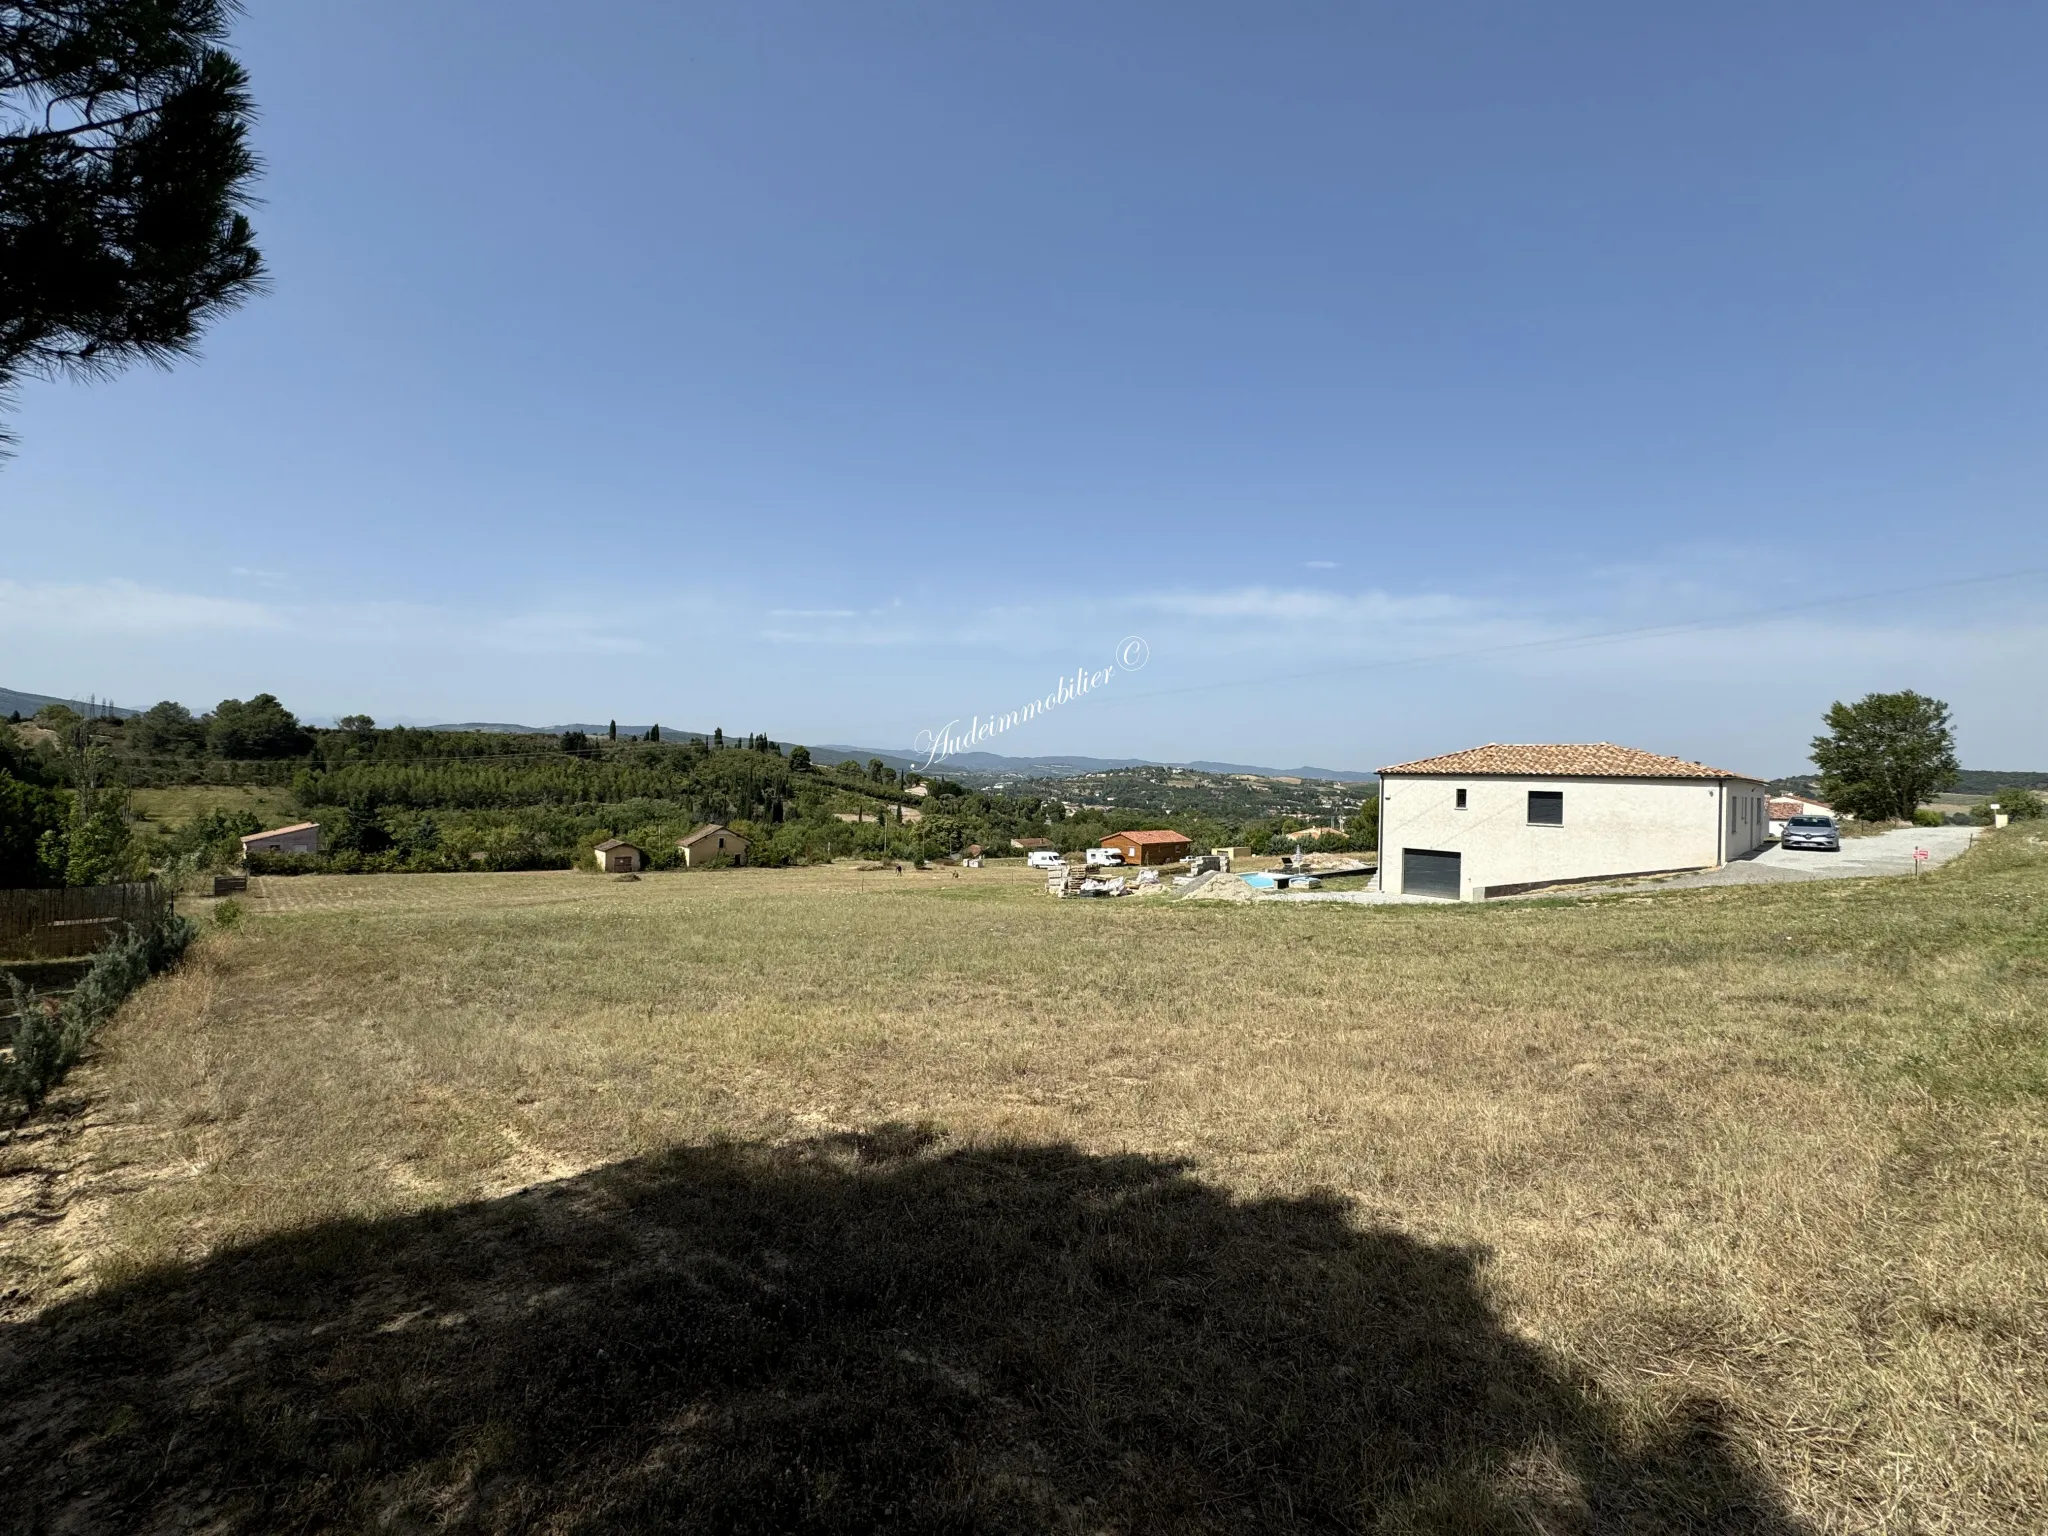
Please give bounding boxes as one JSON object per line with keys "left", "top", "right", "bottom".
{"left": 25, "top": 694, "right": 313, "bottom": 760}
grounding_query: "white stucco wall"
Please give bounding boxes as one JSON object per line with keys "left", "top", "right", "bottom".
{"left": 1381, "top": 775, "right": 1770, "bottom": 899}
{"left": 242, "top": 825, "right": 320, "bottom": 856}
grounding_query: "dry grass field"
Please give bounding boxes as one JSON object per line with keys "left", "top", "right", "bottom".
{"left": 2, "top": 838, "right": 2044, "bottom": 1532}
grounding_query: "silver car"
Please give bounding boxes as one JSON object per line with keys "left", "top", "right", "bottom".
{"left": 1780, "top": 814, "right": 1840, "bottom": 851}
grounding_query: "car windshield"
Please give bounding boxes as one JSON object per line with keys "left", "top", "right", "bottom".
{"left": 1787, "top": 816, "right": 1834, "bottom": 826}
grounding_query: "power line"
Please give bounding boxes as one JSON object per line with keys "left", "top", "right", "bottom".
{"left": 1119, "top": 564, "right": 2048, "bottom": 706}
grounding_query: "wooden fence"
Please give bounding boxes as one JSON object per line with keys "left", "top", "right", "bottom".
{"left": 0, "top": 882, "right": 169, "bottom": 960}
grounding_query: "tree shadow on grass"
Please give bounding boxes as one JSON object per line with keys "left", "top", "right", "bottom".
{"left": 0, "top": 1128, "right": 1808, "bottom": 1533}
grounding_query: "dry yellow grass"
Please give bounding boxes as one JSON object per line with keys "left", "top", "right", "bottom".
{"left": 126, "top": 781, "right": 298, "bottom": 830}
{"left": 2, "top": 840, "right": 2044, "bottom": 1531}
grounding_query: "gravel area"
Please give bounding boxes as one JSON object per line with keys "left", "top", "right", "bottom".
{"left": 1557, "top": 823, "right": 1980, "bottom": 896}
{"left": 1181, "top": 825, "right": 1984, "bottom": 905}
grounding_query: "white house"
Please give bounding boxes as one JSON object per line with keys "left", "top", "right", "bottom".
{"left": 1378, "top": 743, "right": 1770, "bottom": 900}
{"left": 241, "top": 821, "right": 321, "bottom": 857}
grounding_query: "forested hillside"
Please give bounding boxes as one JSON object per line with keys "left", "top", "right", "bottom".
{"left": 994, "top": 764, "right": 1372, "bottom": 828}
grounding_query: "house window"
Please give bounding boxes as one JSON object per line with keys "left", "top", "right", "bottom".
{"left": 1527, "top": 790, "right": 1563, "bottom": 825}
{"left": 1455, "top": 788, "right": 1468, "bottom": 809}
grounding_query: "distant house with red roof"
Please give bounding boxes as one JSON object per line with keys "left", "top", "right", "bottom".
{"left": 1100, "top": 829, "right": 1193, "bottom": 866}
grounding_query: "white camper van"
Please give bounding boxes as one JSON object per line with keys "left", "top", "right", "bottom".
{"left": 1026, "top": 850, "right": 1066, "bottom": 871}
{"left": 1084, "top": 847, "right": 1125, "bottom": 867}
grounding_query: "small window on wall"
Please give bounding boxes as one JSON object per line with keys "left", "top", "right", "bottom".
{"left": 1527, "top": 790, "right": 1563, "bottom": 825}
{"left": 1455, "top": 788, "right": 1468, "bottom": 809}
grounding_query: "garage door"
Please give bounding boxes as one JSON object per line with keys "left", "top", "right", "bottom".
{"left": 1402, "top": 848, "right": 1462, "bottom": 899}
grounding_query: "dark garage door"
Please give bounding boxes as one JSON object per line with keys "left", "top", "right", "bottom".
{"left": 1402, "top": 848, "right": 1462, "bottom": 899}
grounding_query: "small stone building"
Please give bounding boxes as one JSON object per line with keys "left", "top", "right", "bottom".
{"left": 592, "top": 838, "right": 644, "bottom": 874}
{"left": 677, "top": 823, "right": 748, "bottom": 868}
{"left": 241, "top": 821, "right": 321, "bottom": 857}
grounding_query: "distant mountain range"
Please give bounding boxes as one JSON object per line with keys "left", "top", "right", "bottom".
{"left": 0, "top": 687, "right": 140, "bottom": 719}
{"left": 809, "top": 746, "right": 1378, "bottom": 783}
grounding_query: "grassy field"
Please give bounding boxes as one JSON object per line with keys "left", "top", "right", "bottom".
{"left": 1, "top": 839, "right": 2044, "bottom": 1531}
{"left": 126, "top": 781, "right": 299, "bottom": 830}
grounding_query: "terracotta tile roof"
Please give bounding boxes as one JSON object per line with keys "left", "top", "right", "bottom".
{"left": 679, "top": 823, "right": 743, "bottom": 844}
{"left": 1105, "top": 829, "right": 1192, "bottom": 845}
{"left": 1377, "top": 743, "right": 1760, "bottom": 781}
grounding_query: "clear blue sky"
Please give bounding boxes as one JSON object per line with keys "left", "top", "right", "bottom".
{"left": 5, "top": 2, "right": 2045, "bottom": 772}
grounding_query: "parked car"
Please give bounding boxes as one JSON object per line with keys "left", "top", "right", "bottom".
{"left": 1026, "top": 850, "right": 1066, "bottom": 870}
{"left": 1780, "top": 814, "right": 1840, "bottom": 851}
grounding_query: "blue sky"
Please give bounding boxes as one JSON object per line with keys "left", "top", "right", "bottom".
{"left": 4, "top": 2, "right": 2045, "bottom": 773}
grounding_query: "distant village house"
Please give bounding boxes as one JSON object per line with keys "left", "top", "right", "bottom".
{"left": 241, "top": 821, "right": 320, "bottom": 857}
{"left": 1100, "top": 829, "right": 1193, "bottom": 866}
{"left": 678, "top": 823, "right": 748, "bottom": 868}
{"left": 593, "top": 839, "right": 643, "bottom": 874}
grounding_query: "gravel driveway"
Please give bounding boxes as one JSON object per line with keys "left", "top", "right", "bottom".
{"left": 1253, "top": 824, "right": 1983, "bottom": 905}
{"left": 1573, "top": 823, "right": 1980, "bottom": 894}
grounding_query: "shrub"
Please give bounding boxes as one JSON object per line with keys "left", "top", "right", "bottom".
{"left": 213, "top": 898, "right": 244, "bottom": 930}
{"left": 2, "top": 903, "right": 196, "bottom": 1115}
{"left": 1968, "top": 790, "right": 2045, "bottom": 825}
{"left": 1912, "top": 807, "right": 1945, "bottom": 828}
{"left": 244, "top": 851, "right": 324, "bottom": 876}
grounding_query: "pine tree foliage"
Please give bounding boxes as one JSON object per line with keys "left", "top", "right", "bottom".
{"left": 1, "top": 0, "right": 264, "bottom": 446}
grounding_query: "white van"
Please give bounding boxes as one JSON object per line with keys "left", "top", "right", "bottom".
{"left": 1026, "top": 850, "right": 1066, "bottom": 870}
{"left": 1084, "top": 847, "right": 1125, "bottom": 867}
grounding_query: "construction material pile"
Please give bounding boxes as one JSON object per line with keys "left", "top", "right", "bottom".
{"left": 1048, "top": 868, "right": 1131, "bottom": 898}
{"left": 1182, "top": 873, "right": 1258, "bottom": 903}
